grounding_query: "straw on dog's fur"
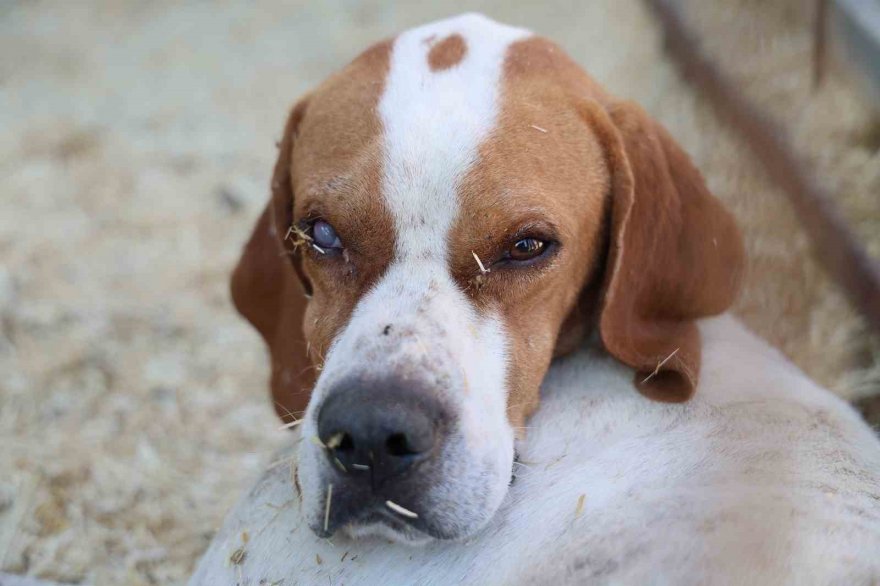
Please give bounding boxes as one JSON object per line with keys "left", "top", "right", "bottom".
{"left": 385, "top": 500, "right": 419, "bottom": 519}
{"left": 323, "top": 485, "right": 333, "bottom": 533}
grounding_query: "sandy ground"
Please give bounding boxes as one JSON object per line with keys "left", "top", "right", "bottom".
{"left": 0, "top": 1, "right": 877, "bottom": 584}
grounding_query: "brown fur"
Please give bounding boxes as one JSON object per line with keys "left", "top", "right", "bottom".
{"left": 427, "top": 34, "right": 467, "bottom": 71}
{"left": 232, "top": 33, "right": 744, "bottom": 426}
{"left": 232, "top": 40, "right": 394, "bottom": 421}
{"left": 590, "top": 100, "right": 744, "bottom": 401}
{"left": 453, "top": 38, "right": 612, "bottom": 426}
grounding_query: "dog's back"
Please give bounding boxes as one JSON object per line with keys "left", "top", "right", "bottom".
{"left": 513, "top": 316, "right": 880, "bottom": 584}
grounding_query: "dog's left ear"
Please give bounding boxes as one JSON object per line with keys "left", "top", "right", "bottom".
{"left": 230, "top": 99, "right": 315, "bottom": 422}
{"left": 585, "top": 100, "right": 745, "bottom": 402}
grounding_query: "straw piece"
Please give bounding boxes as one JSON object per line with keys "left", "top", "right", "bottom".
{"left": 277, "top": 418, "right": 302, "bottom": 430}
{"left": 471, "top": 251, "right": 490, "bottom": 274}
{"left": 385, "top": 500, "right": 418, "bottom": 518}
{"left": 323, "top": 484, "right": 333, "bottom": 532}
{"left": 575, "top": 494, "right": 586, "bottom": 517}
{"left": 229, "top": 547, "right": 246, "bottom": 565}
{"left": 641, "top": 348, "right": 680, "bottom": 384}
{"left": 325, "top": 432, "right": 344, "bottom": 449}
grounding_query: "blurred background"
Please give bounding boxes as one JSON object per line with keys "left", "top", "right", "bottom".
{"left": 1, "top": 1, "right": 878, "bottom": 584}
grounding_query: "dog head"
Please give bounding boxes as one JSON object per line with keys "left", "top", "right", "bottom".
{"left": 231, "top": 14, "right": 743, "bottom": 543}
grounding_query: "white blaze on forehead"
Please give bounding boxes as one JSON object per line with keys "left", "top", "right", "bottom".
{"left": 379, "top": 13, "right": 531, "bottom": 263}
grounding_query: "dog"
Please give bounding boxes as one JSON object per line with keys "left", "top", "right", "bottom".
{"left": 226, "top": 13, "right": 880, "bottom": 575}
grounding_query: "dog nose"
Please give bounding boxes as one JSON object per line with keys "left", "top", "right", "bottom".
{"left": 316, "top": 383, "right": 445, "bottom": 486}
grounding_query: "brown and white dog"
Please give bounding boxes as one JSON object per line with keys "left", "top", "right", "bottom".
{"left": 232, "top": 12, "right": 744, "bottom": 543}
{"left": 205, "top": 14, "right": 880, "bottom": 583}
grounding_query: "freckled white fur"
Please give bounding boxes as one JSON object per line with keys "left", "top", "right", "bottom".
{"left": 296, "top": 14, "right": 533, "bottom": 540}
{"left": 191, "top": 316, "right": 880, "bottom": 585}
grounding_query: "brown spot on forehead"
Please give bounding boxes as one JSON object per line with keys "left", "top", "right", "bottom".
{"left": 427, "top": 34, "right": 467, "bottom": 72}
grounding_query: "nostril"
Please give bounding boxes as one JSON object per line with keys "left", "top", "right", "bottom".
{"left": 386, "top": 432, "right": 419, "bottom": 457}
{"left": 326, "top": 432, "right": 355, "bottom": 452}
{"left": 338, "top": 433, "right": 355, "bottom": 452}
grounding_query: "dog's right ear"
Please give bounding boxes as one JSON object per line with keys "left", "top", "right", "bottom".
{"left": 582, "top": 99, "right": 744, "bottom": 403}
{"left": 231, "top": 99, "right": 315, "bottom": 423}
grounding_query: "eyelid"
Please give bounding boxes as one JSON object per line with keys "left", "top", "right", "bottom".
{"left": 508, "top": 223, "right": 559, "bottom": 244}
{"left": 300, "top": 203, "right": 329, "bottom": 220}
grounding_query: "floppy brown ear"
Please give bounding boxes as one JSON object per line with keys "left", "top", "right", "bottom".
{"left": 230, "top": 100, "right": 315, "bottom": 422}
{"left": 588, "top": 100, "right": 744, "bottom": 402}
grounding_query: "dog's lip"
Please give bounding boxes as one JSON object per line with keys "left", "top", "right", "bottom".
{"left": 315, "top": 493, "right": 474, "bottom": 541}
{"left": 354, "top": 506, "right": 470, "bottom": 541}
{"left": 349, "top": 507, "right": 458, "bottom": 541}
{"left": 312, "top": 500, "right": 427, "bottom": 539}
{"left": 358, "top": 509, "right": 413, "bottom": 531}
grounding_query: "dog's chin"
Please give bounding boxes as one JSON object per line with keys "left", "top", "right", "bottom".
{"left": 328, "top": 498, "right": 503, "bottom": 546}
{"left": 342, "top": 519, "right": 434, "bottom": 546}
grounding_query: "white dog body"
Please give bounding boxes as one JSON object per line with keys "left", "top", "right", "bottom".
{"left": 190, "top": 316, "right": 880, "bottom": 585}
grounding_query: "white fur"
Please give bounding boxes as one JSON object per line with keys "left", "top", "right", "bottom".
{"left": 296, "top": 14, "right": 533, "bottom": 541}
{"left": 191, "top": 316, "right": 880, "bottom": 585}
{"left": 379, "top": 13, "right": 530, "bottom": 264}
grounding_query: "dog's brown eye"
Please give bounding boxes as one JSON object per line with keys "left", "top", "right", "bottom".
{"left": 509, "top": 237, "right": 546, "bottom": 261}
{"left": 311, "top": 220, "right": 342, "bottom": 252}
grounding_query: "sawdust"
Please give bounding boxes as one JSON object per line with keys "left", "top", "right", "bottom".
{"left": 0, "top": 1, "right": 876, "bottom": 584}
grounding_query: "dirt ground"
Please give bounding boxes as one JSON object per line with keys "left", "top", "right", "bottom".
{"left": 1, "top": 1, "right": 877, "bottom": 584}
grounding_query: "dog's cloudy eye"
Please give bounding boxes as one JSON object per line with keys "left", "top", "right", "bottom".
{"left": 311, "top": 220, "right": 342, "bottom": 251}
{"left": 509, "top": 237, "right": 546, "bottom": 261}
